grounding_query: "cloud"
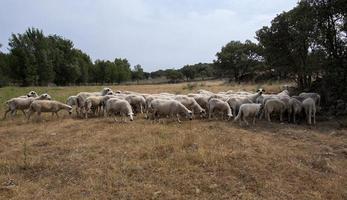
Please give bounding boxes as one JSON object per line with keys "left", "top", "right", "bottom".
{"left": 0, "top": 0, "right": 297, "bottom": 72}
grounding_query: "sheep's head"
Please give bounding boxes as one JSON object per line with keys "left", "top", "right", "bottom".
{"left": 128, "top": 112, "right": 134, "bottom": 121}
{"left": 27, "top": 91, "right": 38, "bottom": 97}
{"left": 187, "top": 110, "right": 193, "bottom": 120}
{"left": 199, "top": 109, "right": 206, "bottom": 118}
{"left": 102, "top": 88, "right": 112, "bottom": 95}
{"left": 40, "top": 93, "right": 52, "bottom": 100}
{"left": 67, "top": 106, "right": 73, "bottom": 115}
{"left": 227, "top": 113, "right": 233, "bottom": 121}
{"left": 107, "top": 91, "right": 115, "bottom": 95}
{"left": 257, "top": 88, "right": 265, "bottom": 94}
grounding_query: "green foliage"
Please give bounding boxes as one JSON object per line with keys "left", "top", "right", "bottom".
{"left": 215, "top": 40, "right": 263, "bottom": 83}
{"left": 166, "top": 69, "right": 184, "bottom": 83}
{"left": 132, "top": 64, "right": 144, "bottom": 83}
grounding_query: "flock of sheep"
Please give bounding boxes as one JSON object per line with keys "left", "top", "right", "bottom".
{"left": 3, "top": 87, "right": 320, "bottom": 125}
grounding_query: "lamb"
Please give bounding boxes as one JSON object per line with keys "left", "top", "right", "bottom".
{"left": 174, "top": 95, "right": 206, "bottom": 117}
{"left": 3, "top": 94, "right": 52, "bottom": 119}
{"left": 105, "top": 98, "right": 134, "bottom": 122}
{"left": 27, "top": 100, "right": 72, "bottom": 120}
{"left": 234, "top": 103, "right": 262, "bottom": 125}
{"left": 125, "top": 94, "right": 146, "bottom": 114}
{"left": 288, "top": 98, "right": 302, "bottom": 123}
{"left": 263, "top": 98, "right": 286, "bottom": 122}
{"left": 66, "top": 95, "right": 78, "bottom": 115}
{"left": 302, "top": 98, "right": 316, "bottom": 125}
{"left": 149, "top": 99, "right": 193, "bottom": 123}
{"left": 208, "top": 98, "right": 233, "bottom": 120}
{"left": 75, "top": 88, "right": 112, "bottom": 117}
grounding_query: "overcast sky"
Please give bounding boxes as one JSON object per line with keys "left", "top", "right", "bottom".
{"left": 0, "top": 0, "right": 297, "bottom": 72}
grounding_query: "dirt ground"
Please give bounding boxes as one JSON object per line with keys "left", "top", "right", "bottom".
{"left": 0, "top": 81, "right": 346, "bottom": 199}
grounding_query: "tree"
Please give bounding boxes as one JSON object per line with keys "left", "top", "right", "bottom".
{"left": 166, "top": 69, "right": 183, "bottom": 83}
{"left": 215, "top": 40, "right": 263, "bottom": 83}
{"left": 132, "top": 64, "right": 144, "bottom": 83}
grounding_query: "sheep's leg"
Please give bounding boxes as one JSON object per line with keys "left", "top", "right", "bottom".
{"left": 243, "top": 115, "right": 249, "bottom": 126}
{"left": 20, "top": 110, "right": 27, "bottom": 117}
{"left": 313, "top": 110, "right": 316, "bottom": 125}
{"left": 176, "top": 114, "right": 181, "bottom": 123}
{"left": 293, "top": 114, "right": 296, "bottom": 124}
{"left": 280, "top": 111, "right": 283, "bottom": 122}
{"left": 27, "top": 110, "right": 33, "bottom": 120}
{"left": 3, "top": 108, "right": 11, "bottom": 120}
{"left": 55, "top": 112, "right": 59, "bottom": 118}
{"left": 253, "top": 117, "right": 256, "bottom": 125}
{"left": 267, "top": 112, "right": 271, "bottom": 122}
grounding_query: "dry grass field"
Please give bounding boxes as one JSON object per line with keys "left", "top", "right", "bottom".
{"left": 0, "top": 81, "right": 346, "bottom": 199}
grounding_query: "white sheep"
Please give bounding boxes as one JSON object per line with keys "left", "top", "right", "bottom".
{"left": 302, "top": 98, "right": 316, "bottom": 125}
{"left": 208, "top": 98, "right": 233, "bottom": 120}
{"left": 227, "top": 97, "right": 253, "bottom": 116}
{"left": 66, "top": 95, "right": 78, "bottom": 115}
{"left": 288, "top": 98, "right": 302, "bottom": 123}
{"left": 234, "top": 103, "right": 262, "bottom": 125}
{"left": 125, "top": 94, "right": 146, "bottom": 114}
{"left": 3, "top": 94, "right": 52, "bottom": 119}
{"left": 149, "top": 99, "right": 193, "bottom": 123}
{"left": 105, "top": 98, "right": 134, "bottom": 122}
{"left": 174, "top": 95, "right": 206, "bottom": 118}
{"left": 299, "top": 92, "right": 321, "bottom": 110}
{"left": 27, "top": 100, "right": 72, "bottom": 120}
{"left": 75, "top": 88, "right": 112, "bottom": 117}
{"left": 263, "top": 98, "right": 285, "bottom": 122}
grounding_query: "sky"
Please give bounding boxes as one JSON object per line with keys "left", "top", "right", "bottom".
{"left": 0, "top": 0, "right": 297, "bottom": 72}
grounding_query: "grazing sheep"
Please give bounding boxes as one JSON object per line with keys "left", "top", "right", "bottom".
{"left": 193, "top": 94, "right": 213, "bottom": 111}
{"left": 4, "top": 94, "right": 52, "bottom": 119}
{"left": 208, "top": 98, "right": 233, "bottom": 120}
{"left": 174, "top": 95, "right": 206, "bottom": 117}
{"left": 105, "top": 98, "right": 134, "bottom": 122}
{"left": 66, "top": 95, "right": 77, "bottom": 107}
{"left": 27, "top": 100, "right": 72, "bottom": 120}
{"left": 227, "top": 97, "right": 253, "bottom": 117}
{"left": 288, "top": 98, "right": 303, "bottom": 123}
{"left": 302, "top": 98, "right": 316, "bottom": 125}
{"left": 149, "top": 99, "right": 193, "bottom": 123}
{"left": 75, "top": 88, "right": 112, "bottom": 117}
{"left": 84, "top": 96, "right": 107, "bottom": 118}
{"left": 299, "top": 92, "right": 321, "bottom": 110}
{"left": 234, "top": 103, "right": 262, "bottom": 125}
{"left": 125, "top": 94, "right": 146, "bottom": 114}
{"left": 263, "top": 99, "right": 285, "bottom": 122}
{"left": 18, "top": 91, "right": 38, "bottom": 98}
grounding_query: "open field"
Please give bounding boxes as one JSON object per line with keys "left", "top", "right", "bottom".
{"left": 0, "top": 81, "right": 346, "bottom": 199}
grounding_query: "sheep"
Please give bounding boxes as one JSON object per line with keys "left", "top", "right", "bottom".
{"left": 18, "top": 91, "right": 38, "bottom": 98}
{"left": 149, "top": 99, "right": 193, "bottom": 123}
{"left": 75, "top": 88, "right": 112, "bottom": 117}
{"left": 27, "top": 100, "right": 72, "bottom": 120}
{"left": 3, "top": 94, "right": 52, "bottom": 119}
{"left": 105, "top": 98, "right": 134, "bottom": 122}
{"left": 193, "top": 94, "right": 213, "bottom": 111}
{"left": 208, "top": 98, "right": 233, "bottom": 120}
{"left": 66, "top": 95, "right": 78, "bottom": 115}
{"left": 299, "top": 92, "right": 321, "bottom": 110}
{"left": 227, "top": 97, "right": 253, "bottom": 117}
{"left": 125, "top": 94, "right": 146, "bottom": 114}
{"left": 288, "top": 98, "right": 303, "bottom": 123}
{"left": 234, "top": 103, "right": 262, "bottom": 125}
{"left": 84, "top": 96, "right": 106, "bottom": 118}
{"left": 263, "top": 98, "right": 286, "bottom": 122}
{"left": 173, "top": 95, "right": 206, "bottom": 118}
{"left": 302, "top": 98, "right": 316, "bottom": 125}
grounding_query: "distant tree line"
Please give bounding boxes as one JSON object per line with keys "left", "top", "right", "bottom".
{"left": 0, "top": 0, "right": 345, "bottom": 102}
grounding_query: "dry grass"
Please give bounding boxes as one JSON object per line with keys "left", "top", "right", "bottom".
{"left": 0, "top": 81, "right": 346, "bottom": 199}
